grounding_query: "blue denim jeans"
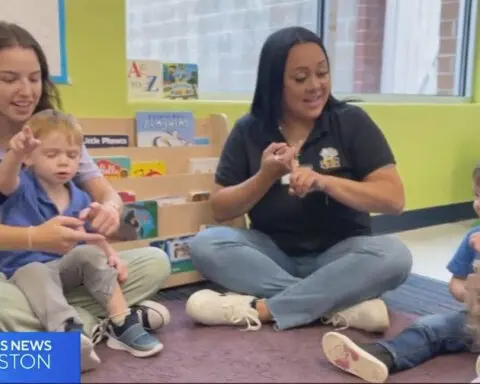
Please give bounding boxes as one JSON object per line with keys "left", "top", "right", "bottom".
{"left": 189, "top": 226, "right": 413, "bottom": 330}
{"left": 378, "top": 311, "right": 475, "bottom": 372}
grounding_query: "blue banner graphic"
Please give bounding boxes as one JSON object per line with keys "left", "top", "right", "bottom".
{"left": 0, "top": 332, "right": 80, "bottom": 383}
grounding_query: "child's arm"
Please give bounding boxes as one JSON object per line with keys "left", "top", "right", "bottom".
{"left": 76, "top": 225, "right": 128, "bottom": 283}
{"left": 0, "top": 126, "right": 40, "bottom": 196}
{"left": 449, "top": 275, "right": 468, "bottom": 303}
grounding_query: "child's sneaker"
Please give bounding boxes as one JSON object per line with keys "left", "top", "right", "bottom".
{"left": 131, "top": 300, "right": 170, "bottom": 331}
{"left": 64, "top": 318, "right": 101, "bottom": 372}
{"left": 106, "top": 311, "right": 164, "bottom": 357}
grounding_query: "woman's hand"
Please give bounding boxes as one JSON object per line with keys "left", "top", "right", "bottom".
{"left": 31, "top": 216, "right": 105, "bottom": 254}
{"left": 288, "top": 155, "right": 328, "bottom": 198}
{"left": 259, "top": 142, "right": 297, "bottom": 181}
{"left": 79, "top": 202, "right": 121, "bottom": 236}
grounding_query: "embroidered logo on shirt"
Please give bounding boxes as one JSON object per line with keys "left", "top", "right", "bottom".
{"left": 319, "top": 147, "right": 341, "bottom": 170}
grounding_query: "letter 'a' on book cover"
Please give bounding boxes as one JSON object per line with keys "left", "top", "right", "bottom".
{"left": 126, "top": 59, "right": 164, "bottom": 101}
{"left": 135, "top": 111, "right": 195, "bottom": 147}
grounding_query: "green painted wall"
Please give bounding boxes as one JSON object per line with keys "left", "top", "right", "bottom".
{"left": 58, "top": 0, "right": 480, "bottom": 211}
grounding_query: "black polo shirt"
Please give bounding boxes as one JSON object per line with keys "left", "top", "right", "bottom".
{"left": 215, "top": 103, "right": 395, "bottom": 256}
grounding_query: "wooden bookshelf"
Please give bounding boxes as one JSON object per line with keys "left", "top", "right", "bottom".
{"left": 80, "top": 114, "right": 246, "bottom": 289}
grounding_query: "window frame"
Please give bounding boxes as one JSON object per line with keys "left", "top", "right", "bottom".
{"left": 125, "top": 0, "right": 478, "bottom": 103}
{"left": 318, "top": 0, "right": 478, "bottom": 103}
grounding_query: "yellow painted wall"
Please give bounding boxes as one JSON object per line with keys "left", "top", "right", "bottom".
{"left": 58, "top": 0, "right": 480, "bottom": 211}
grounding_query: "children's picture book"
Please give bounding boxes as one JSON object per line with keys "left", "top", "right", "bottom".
{"left": 127, "top": 59, "right": 163, "bottom": 100}
{"left": 93, "top": 156, "right": 131, "bottom": 180}
{"left": 118, "top": 190, "right": 136, "bottom": 203}
{"left": 135, "top": 111, "right": 195, "bottom": 147}
{"left": 162, "top": 63, "right": 198, "bottom": 100}
{"left": 84, "top": 135, "right": 129, "bottom": 148}
{"left": 113, "top": 201, "right": 158, "bottom": 241}
{"left": 150, "top": 236, "right": 195, "bottom": 273}
{"left": 131, "top": 161, "right": 167, "bottom": 177}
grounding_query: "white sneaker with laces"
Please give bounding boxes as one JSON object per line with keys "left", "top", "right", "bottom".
{"left": 80, "top": 334, "right": 101, "bottom": 373}
{"left": 185, "top": 289, "right": 262, "bottom": 331}
{"left": 323, "top": 299, "right": 390, "bottom": 333}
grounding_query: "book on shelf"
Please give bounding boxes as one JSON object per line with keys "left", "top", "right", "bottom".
{"left": 162, "top": 62, "right": 199, "bottom": 100}
{"left": 113, "top": 200, "right": 158, "bottom": 241}
{"left": 127, "top": 59, "right": 163, "bottom": 101}
{"left": 150, "top": 235, "right": 196, "bottom": 273}
{"left": 93, "top": 156, "right": 130, "bottom": 180}
{"left": 131, "top": 161, "right": 167, "bottom": 177}
{"left": 135, "top": 111, "right": 195, "bottom": 148}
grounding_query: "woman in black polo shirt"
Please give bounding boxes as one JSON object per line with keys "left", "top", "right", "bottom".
{"left": 185, "top": 26, "right": 412, "bottom": 333}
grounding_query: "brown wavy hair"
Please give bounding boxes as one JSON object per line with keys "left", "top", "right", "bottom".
{"left": 0, "top": 21, "right": 62, "bottom": 112}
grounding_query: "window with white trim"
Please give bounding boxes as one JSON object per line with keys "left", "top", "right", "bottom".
{"left": 126, "top": 0, "right": 477, "bottom": 100}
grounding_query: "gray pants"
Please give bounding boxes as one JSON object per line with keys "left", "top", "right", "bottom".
{"left": 189, "top": 227, "right": 413, "bottom": 330}
{"left": 10, "top": 245, "right": 117, "bottom": 332}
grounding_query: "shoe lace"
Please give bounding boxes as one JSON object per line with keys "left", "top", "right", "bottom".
{"left": 91, "top": 318, "right": 109, "bottom": 345}
{"left": 222, "top": 303, "right": 262, "bottom": 331}
{"left": 323, "top": 311, "right": 358, "bottom": 332}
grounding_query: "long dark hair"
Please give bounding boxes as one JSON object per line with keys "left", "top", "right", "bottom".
{"left": 251, "top": 26, "right": 345, "bottom": 132}
{"left": 0, "top": 21, "right": 62, "bottom": 112}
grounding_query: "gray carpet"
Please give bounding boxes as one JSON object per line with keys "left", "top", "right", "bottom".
{"left": 156, "top": 272, "right": 464, "bottom": 316}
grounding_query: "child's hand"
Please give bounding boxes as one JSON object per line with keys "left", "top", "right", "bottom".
{"left": 107, "top": 252, "right": 128, "bottom": 284}
{"left": 102, "top": 243, "right": 128, "bottom": 283}
{"left": 111, "top": 257, "right": 128, "bottom": 284}
{"left": 469, "top": 232, "right": 480, "bottom": 253}
{"left": 9, "top": 126, "right": 40, "bottom": 155}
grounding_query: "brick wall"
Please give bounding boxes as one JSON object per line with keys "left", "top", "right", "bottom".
{"left": 329, "top": 0, "right": 461, "bottom": 95}
{"left": 438, "top": 0, "right": 460, "bottom": 95}
{"left": 352, "top": 0, "right": 386, "bottom": 93}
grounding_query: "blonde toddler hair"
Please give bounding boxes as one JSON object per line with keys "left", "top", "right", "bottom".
{"left": 26, "top": 109, "right": 83, "bottom": 146}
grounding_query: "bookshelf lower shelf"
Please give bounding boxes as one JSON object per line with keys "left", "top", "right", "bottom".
{"left": 162, "top": 271, "right": 204, "bottom": 289}
{"left": 111, "top": 237, "right": 205, "bottom": 290}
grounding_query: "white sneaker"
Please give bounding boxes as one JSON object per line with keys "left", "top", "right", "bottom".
{"left": 322, "top": 331, "right": 389, "bottom": 383}
{"left": 131, "top": 300, "right": 171, "bottom": 331}
{"left": 323, "top": 299, "right": 390, "bottom": 333}
{"left": 185, "top": 289, "right": 262, "bottom": 331}
{"left": 476, "top": 355, "right": 480, "bottom": 376}
{"left": 80, "top": 334, "right": 101, "bottom": 373}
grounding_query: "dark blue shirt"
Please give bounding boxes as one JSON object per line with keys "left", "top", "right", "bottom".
{"left": 0, "top": 169, "right": 91, "bottom": 278}
{"left": 215, "top": 104, "right": 396, "bottom": 255}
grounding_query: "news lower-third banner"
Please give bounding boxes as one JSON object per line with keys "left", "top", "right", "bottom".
{"left": 0, "top": 332, "right": 81, "bottom": 383}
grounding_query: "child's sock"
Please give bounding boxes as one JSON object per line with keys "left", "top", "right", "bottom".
{"left": 110, "top": 309, "right": 131, "bottom": 327}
